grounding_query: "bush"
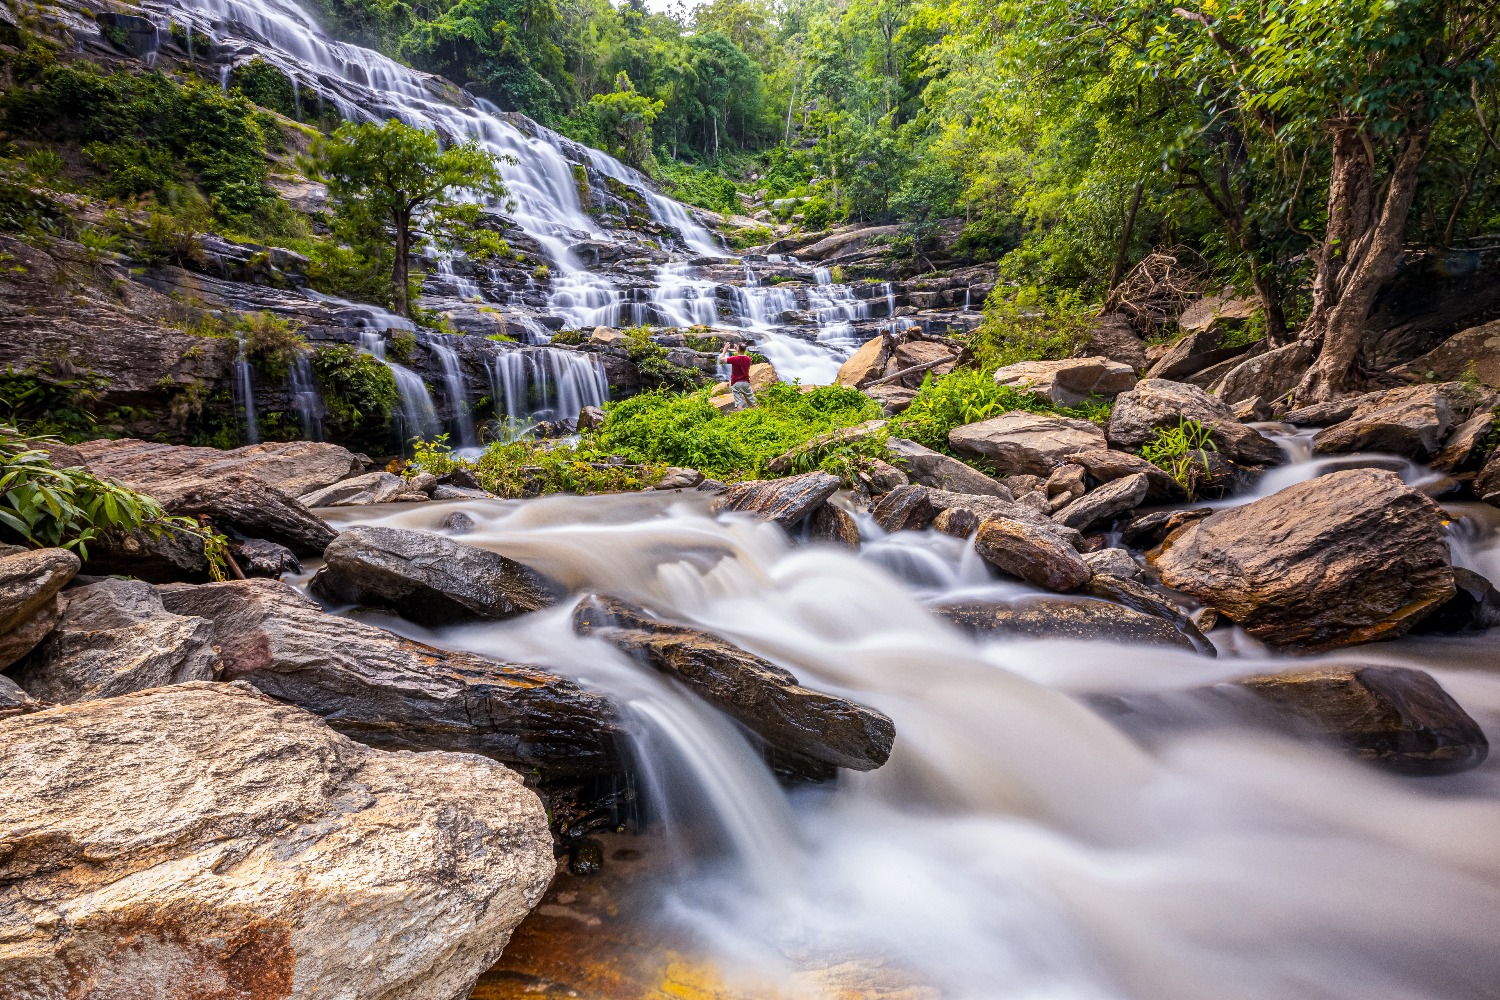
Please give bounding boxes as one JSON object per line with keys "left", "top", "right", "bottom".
{"left": 243, "top": 312, "right": 306, "bottom": 380}
{"left": 655, "top": 157, "right": 739, "bottom": 215}
{"left": 0, "top": 363, "right": 108, "bottom": 439}
{"left": 1140, "top": 418, "right": 1218, "bottom": 498}
{"left": 891, "top": 367, "right": 1111, "bottom": 455}
{"left": 310, "top": 345, "right": 397, "bottom": 451}
{"left": 729, "top": 225, "right": 774, "bottom": 249}
{"left": 0, "top": 426, "right": 228, "bottom": 575}
{"left": 598, "top": 382, "right": 882, "bottom": 481}
{"left": 416, "top": 436, "right": 664, "bottom": 499}
{"left": 970, "top": 288, "right": 1096, "bottom": 369}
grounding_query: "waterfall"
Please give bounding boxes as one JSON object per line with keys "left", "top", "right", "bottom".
{"left": 488, "top": 347, "right": 608, "bottom": 428}
{"left": 287, "top": 351, "right": 324, "bottom": 441}
{"left": 231, "top": 329, "right": 259, "bottom": 445}
{"left": 422, "top": 334, "right": 477, "bottom": 448}
{"left": 650, "top": 263, "right": 722, "bottom": 329}
{"left": 432, "top": 257, "right": 482, "bottom": 301}
{"left": 358, "top": 331, "right": 440, "bottom": 444}
{"left": 582, "top": 149, "right": 723, "bottom": 255}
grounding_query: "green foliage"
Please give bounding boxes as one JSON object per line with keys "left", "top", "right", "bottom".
{"left": 729, "top": 225, "right": 774, "bottom": 249}
{"left": 621, "top": 326, "right": 703, "bottom": 391}
{"left": 655, "top": 156, "right": 740, "bottom": 214}
{"left": 0, "top": 426, "right": 228, "bottom": 577}
{"left": 228, "top": 58, "right": 299, "bottom": 119}
{"left": 970, "top": 289, "right": 1096, "bottom": 369}
{"left": 1140, "top": 417, "right": 1218, "bottom": 499}
{"left": 0, "top": 363, "right": 108, "bottom": 440}
{"left": 242, "top": 312, "right": 306, "bottom": 380}
{"left": 891, "top": 367, "right": 1109, "bottom": 454}
{"left": 587, "top": 73, "right": 664, "bottom": 172}
{"left": 1, "top": 64, "right": 277, "bottom": 221}
{"left": 413, "top": 434, "right": 664, "bottom": 498}
{"left": 309, "top": 345, "right": 398, "bottom": 451}
{"left": 598, "top": 382, "right": 882, "bottom": 480}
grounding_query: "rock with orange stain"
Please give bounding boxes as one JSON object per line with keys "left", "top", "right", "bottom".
{"left": 0, "top": 681, "right": 554, "bottom": 999}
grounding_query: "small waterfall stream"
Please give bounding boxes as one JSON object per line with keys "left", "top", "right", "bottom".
{"left": 422, "top": 333, "right": 477, "bottom": 448}
{"left": 231, "top": 327, "right": 259, "bottom": 445}
{"left": 358, "top": 331, "right": 440, "bottom": 444}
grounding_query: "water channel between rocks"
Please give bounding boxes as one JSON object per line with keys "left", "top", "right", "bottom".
{"left": 297, "top": 438, "right": 1500, "bottom": 1000}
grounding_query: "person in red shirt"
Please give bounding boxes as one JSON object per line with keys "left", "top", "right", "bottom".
{"left": 719, "top": 342, "right": 757, "bottom": 409}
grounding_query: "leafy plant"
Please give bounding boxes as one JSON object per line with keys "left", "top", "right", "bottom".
{"left": 891, "top": 367, "right": 1109, "bottom": 454}
{"left": 242, "top": 312, "right": 305, "bottom": 380}
{"left": 0, "top": 427, "right": 228, "bottom": 577}
{"left": 309, "top": 344, "right": 398, "bottom": 451}
{"left": 0, "top": 363, "right": 109, "bottom": 439}
{"left": 1140, "top": 418, "right": 1218, "bottom": 498}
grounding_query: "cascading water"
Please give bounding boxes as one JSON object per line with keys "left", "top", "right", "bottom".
{"left": 286, "top": 350, "right": 324, "bottom": 441}
{"left": 315, "top": 484, "right": 1500, "bottom": 1000}
{"left": 358, "top": 331, "right": 440, "bottom": 444}
{"left": 231, "top": 327, "right": 259, "bottom": 445}
{"left": 422, "top": 333, "right": 477, "bottom": 448}
{"left": 488, "top": 347, "right": 608, "bottom": 428}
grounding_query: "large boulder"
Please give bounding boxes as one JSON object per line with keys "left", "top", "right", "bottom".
{"left": 1311, "top": 384, "right": 1456, "bottom": 460}
{"left": 69, "top": 438, "right": 363, "bottom": 498}
{"left": 835, "top": 335, "right": 891, "bottom": 388}
{"left": 716, "top": 471, "right": 841, "bottom": 528}
{"left": 311, "top": 526, "right": 556, "bottom": 626}
{"left": 1432, "top": 410, "right": 1496, "bottom": 474}
{"left": 1107, "top": 379, "right": 1282, "bottom": 465}
{"left": 1152, "top": 469, "right": 1455, "bottom": 650}
{"left": 159, "top": 579, "right": 623, "bottom": 776}
{"left": 0, "top": 548, "right": 79, "bottom": 669}
{"left": 299, "top": 471, "right": 426, "bottom": 507}
{"left": 1396, "top": 319, "right": 1500, "bottom": 387}
{"left": 991, "top": 356, "right": 1135, "bottom": 407}
{"left": 1051, "top": 472, "right": 1149, "bottom": 531}
{"left": 1233, "top": 665, "right": 1487, "bottom": 775}
{"left": 1178, "top": 294, "right": 1259, "bottom": 334}
{"left": 146, "top": 473, "right": 336, "bottom": 556}
{"left": 1081, "top": 312, "right": 1148, "bottom": 372}
{"left": 973, "top": 516, "right": 1092, "bottom": 592}
{"left": 573, "top": 596, "right": 894, "bottom": 772}
{"left": 1144, "top": 330, "right": 1253, "bottom": 381}
{"left": 890, "top": 340, "right": 958, "bottom": 386}
{"left": 870, "top": 485, "right": 1073, "bottom": 540}
{"left": 1065, "top": 448, "right": 1186, "bottom": 502}
{"left": 886, "top": 437, "right": 1014, "bottom": 498}
{"left": 10, "top": 579, "right": 218, "bottom": 704}
{"left": 1211, "top": 342, "right": 1314, "bottom": 405}
{"left": 936, "top": 597, "right": 1199, "bottom": 652}
{"left": 0, "top": 681, "right": 553, "bottom": 999}
{"left": 949, "top": 412, "right": 1108, "bottom": 477}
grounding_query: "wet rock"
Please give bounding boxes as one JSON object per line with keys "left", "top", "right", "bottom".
{"left": 871, "top": 484, "right": 1011, "bottom": 533}
{"left": 160, "top": 579, "right": 622, "bottom": 775}
{"left": 1083, "top": 573, "right": 1216, "bottom": 655}
{"left": 298, "top": 471, "right": 426, "bottom": 506}
{"left": 836, "top": 335, "right": 893, "bottom": 387}
{"left": 1411, "top": 567, "right": 1500, "bottom": 634}
{"left": 810, "top": 503, "right": 861, "bottom": 548}
{"left": 1108, "top": 379, "right": 1282, "bottom": 466}
{"left": 10, "top": 579, "right": 218, "bottom": 704}
{"left": 1231, "top": 396, "right": 1273, "bottom": 422}
{"left": 1119, "top": 507, "right": 1213, "bottom": 549}
{"left": 442, "top": 511, "right": 478, "bottom": 534}
{"left": 577, "top": 404, "right": 607, "bottom": 430}
{"left": 1065, "top": 448, "right": 1186, "bottom": 502}
{"left": 1395, "top": 319, "right": 1500, "bottom": 387}
{"left": 0, "top": 681, "right": 554, "bottom": 998}
{"left": 1312, "top": 384, "right": 1456, "bottom": 460}
{"left": 974, "top": 516, "right": 1092, "bottom": 592}
{"left": 716, "top": 471, "right": 841, "bottom": 529}
{"left": 0, "top": 548, "right": 79, "bottom": 669}
{"left": 653, "top": 466, "right": 705, "bottom": 489}
{"left": 1152, "top": 469, "right": 1455, "bottom": 650}
{"left": 70, "top": 439, "right": 363, "bottom": 498}
{"left": 311, "top": 525, "right": 556, "bottom": 626}
{"left": 574, "top": 596, "right": 894, "bottom": 772}
{"left": 768, "top": 420, "right": 887, "bottom": 474}
{"left": 696, "top": 478, "right": 729, "bottom": 494}
{"left": 431, "top": 484, "right": 491, "bottom": 501}
{"left": 1477, "top": 453, "right": 1500, "bottom": 506}
{"left": 0, "top": 674, "right": 42, "bottom": 718}
{"left": 886, "top": 437, "right": 1014, "bottom": 498}
{"left": 1280, "top": 393, "right": 1383, "bottom": 427}
{"left": 937, "top": 597, "right": 1199, "bottom": 651}
{"left": 230, "top": 537, "right": 301, "bottom": 577}
{"left": 854, "top": 458, "right": 909, "bottom": 495}
{"left": 1051, "top": 472, "right": 1149, "bottom": 531}
{"left": 932, "top": 506, "right": 980, "bottom": 538}
{"left": 569, "top": 837, "right": 605, "bottom": 877}
{"left": 992, "top": 356, "right": 1136, "bottom": 407}
{"left": 949, "top": 412, "right": 1108, "bottom": 477}
{"left": 1234, "top": 665, "right": 1488, "bottom": 775}
{"left": 1211, "top": 342, "right": 1314, "bottom": 405}
{"left": 1083, "top": 547, "right": 1140, "bottom": 580}
{"left": 1432, "top": 409, "right": 1495, "bottom": 474}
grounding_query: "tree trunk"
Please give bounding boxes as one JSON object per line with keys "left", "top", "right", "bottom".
{"left": 1107, "top": 180, "right": 1145, "bottom": 290}
{"left": 392, "top": 210, "right": 411, "bottom": 318}
{"left": 1246, "top": 256, "right": 1288, "bottom": 344}
{"left": 1295, "top": 126, "right": 1429, "bottom": 403}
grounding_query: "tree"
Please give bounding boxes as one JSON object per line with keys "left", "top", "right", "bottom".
{"left": 306, "top": 119, "right": 509, "bottom": 317}
{"left": 587, "top": 72, "right": 665, "bottom": 171}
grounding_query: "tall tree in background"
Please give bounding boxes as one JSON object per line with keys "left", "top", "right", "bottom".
{"left": 307, "top": 119, "right": 509, "bottom": 316}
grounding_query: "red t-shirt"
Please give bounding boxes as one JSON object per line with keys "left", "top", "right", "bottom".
{"left": 727, "top": 354, "right": 753, "bottom": 384}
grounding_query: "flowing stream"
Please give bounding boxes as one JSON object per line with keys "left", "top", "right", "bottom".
{"left": 308, "top": 443, "right": 1500, "bottom": 1000}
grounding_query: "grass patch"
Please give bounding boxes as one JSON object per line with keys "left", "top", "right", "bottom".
{"left": 890, "top": 367, "right": 1112, "bottom": 455}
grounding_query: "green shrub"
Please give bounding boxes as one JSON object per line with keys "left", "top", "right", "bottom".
{"left": 729, "top": 225, "right": 774, "bottom": 249}
{"left": 229, "top": 58, "right": 298, "bottom": 119}
{"left": 970, "top": 288, "right": 1096, "bottom": 369}
{"left": 1140, "top": 417, "right": 1218, "bottom": 498}
{"left": 414, "top": 435, "right": 663, "bottom": 499}
{"left": 310, "top": 345, "right": 397, "bottom": 451}
{"left": 655, "top": 158, "right": 739, "bottom": 215}
{"left": 0, "top": 363, "right": 108, "bottom": 440}
{"left": 598, "top": 382, "right": 882, "bottom": 481}
{"left": 242, "top": 312, "right": 306, "bottom": 380}
{"left": 0, "top": 426, "right": 228, "bottom": 576}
